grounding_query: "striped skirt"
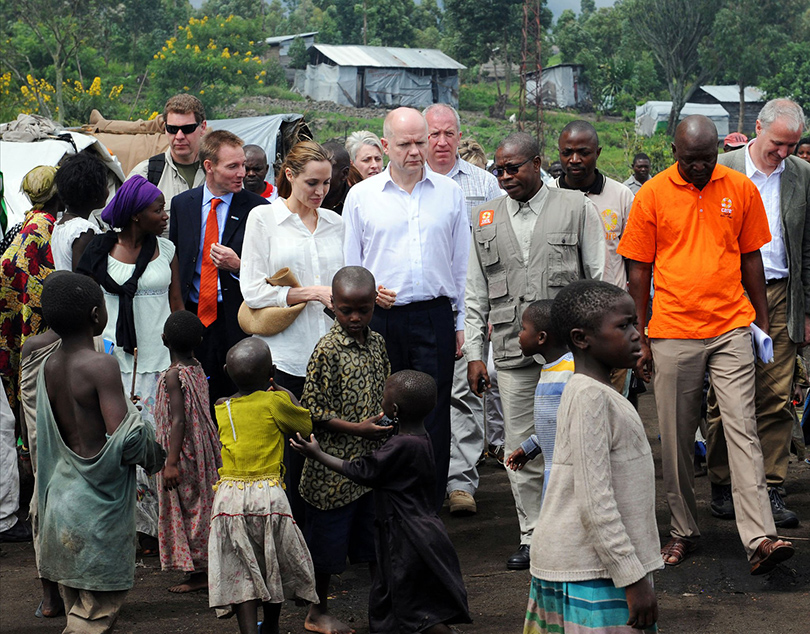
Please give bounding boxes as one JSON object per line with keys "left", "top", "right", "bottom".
{"left": 524, "top": 576, "right": 657, "bottom": 634}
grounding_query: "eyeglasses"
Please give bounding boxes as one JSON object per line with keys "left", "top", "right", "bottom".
{"left": 165, "top": 122, "right": 200, "bottom": 135}
{"left": 490, "top": 156, "right": 535, "bottom": 177}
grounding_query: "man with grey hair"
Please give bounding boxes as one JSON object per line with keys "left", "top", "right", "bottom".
{"left": 343, "top": 107, "right": 470, "bottom": 512}
{"left": 465, "top": 131, "right": 604, "bottom": 569}
{"left": 424, "top": 103, "right": 501, "bottom": 517}
{"left": 706, "top": 98, "right": 810, "bottom": 528}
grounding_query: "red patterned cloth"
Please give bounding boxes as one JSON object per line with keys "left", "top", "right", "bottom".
{"left": 155, "top": 363, "right": 222, "bottom": 572}
{"left": 0, "top": 210, "right": 55, "bottom": 407}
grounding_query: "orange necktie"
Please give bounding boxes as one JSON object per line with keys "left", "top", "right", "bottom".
{"left": 198, "top": 197, "right": 221, "bottom": 328}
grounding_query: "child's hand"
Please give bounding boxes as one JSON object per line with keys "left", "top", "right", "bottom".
{"left": 290, "top": 433, "right": 321, "bottom": 458}
{"left": 505, "top": 447, "right": 529, "bottom": 471}
{"left": 625, "top": 577, "right": 657, "bottom": 630}
{"left": 355, "top": 413, "right": 391, "bottom": 440}
{"left": 162, "top": 463, "right": 181, "bottom": 490}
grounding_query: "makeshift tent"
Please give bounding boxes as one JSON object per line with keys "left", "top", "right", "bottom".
{"left": 635, "top": 101, "right": 730, "bottom": 139}
{"left": 0, "top": 115, "right": 125, "bottom": 228}
{"left": 294, "top": 44, "right": 465, "bottom": 108}
{"left": 525, "top": 64, "right": 591, "bottom": 109}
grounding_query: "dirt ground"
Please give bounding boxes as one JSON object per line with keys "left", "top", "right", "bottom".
{"left": 1, "top": 391, "right": 808, "bottom": 634}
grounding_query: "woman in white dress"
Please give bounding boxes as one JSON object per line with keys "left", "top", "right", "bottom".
{"left": 77, "top": 175, "right": 183, "bottom": 551}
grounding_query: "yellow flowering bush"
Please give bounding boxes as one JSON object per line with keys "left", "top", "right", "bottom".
{"left": 13, "top": 74, "right": 124, "bottom": 124}
{"left": 147, "top": 14, "right": 267, "bottom": 114}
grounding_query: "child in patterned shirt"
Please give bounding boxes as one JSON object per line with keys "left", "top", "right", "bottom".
{"left": 298, "top": 266, "right": 391, "bottom": 634}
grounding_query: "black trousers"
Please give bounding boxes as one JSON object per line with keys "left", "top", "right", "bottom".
{"left": 274, "top": 370, "right": 308, "bottom": 528}
{"left": 186, "top": 300, "right": 238, "bottom": 414}
{"left": 370, "top": 297, "right": 455, "bottom": 511}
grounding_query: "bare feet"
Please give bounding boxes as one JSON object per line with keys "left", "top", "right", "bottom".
{"left": 305, "top": 605, "right": 356, "bottom": 634}
{"left": 36, "top": 579, "right": 64, "bottom": 618}
{"left": 168, "top": 571, "right": 208, "bottom": 593}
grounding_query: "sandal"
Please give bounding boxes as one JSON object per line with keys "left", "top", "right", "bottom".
{"left": 750, "top": 538, "right": 794, "bottom": 576}
{"left": 661, "top": 537, "right": 698, "bottom": 566}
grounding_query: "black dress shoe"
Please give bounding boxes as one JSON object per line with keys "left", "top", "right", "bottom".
{"left": 0, "top": 520, "right": 32, "bottom": 543}
{"left": 710, "top": 483, "right": 735, "bottom": 520}
{"left": 507, "top": 544, "right": 531, "bottom": 570}
{"left": 769, "top": 487, "right": 799, "bottom": 528}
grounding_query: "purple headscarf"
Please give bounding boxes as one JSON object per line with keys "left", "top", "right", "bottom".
{"left": 101, "top": 175, "right": 162, "bottom": 228}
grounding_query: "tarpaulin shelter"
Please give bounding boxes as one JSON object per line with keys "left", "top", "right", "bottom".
{"left": 635, "top": 101, "right": 730, "bottom": 139}
{"left": 294, "top": 44, "right": 465, "bottom": 108}
{"left": 525, "top": 64, "right": 591, "bottom": 109}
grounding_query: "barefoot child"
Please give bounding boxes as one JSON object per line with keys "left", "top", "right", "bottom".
{"left": 524, "top": 281, "right": 662, "bottom": 634}
{"left": 155, "top": 311, "right": 222, "bottom": 593}
{"left": 505, "top": 301, "right": 574, "bottom": 500}
{"left": 36, "top": 272, "right": 166, "bottom": 633}
{"left": 291, "top": 370, "right": 471, "bottom": 634}
{"left": 298, "top": 266, "right": 392, "bottom": 634}
{"left": 208, "top": 338, "right": 317, "bottom": 634}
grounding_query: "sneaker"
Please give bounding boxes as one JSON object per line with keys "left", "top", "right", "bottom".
{"left": 488, "top": 444, "right": 505, "bottom": 467}
{"left": 448, "top": 490, "right": 477, "bottom": 516}
{"left": 768, "top": 487, "right": 799, "bottom": 528}
{"left": 476, "top": 451, "right": 487, "bottom": 467}
{"left": 710, "top": 483, "right": 735, "bottom": 520}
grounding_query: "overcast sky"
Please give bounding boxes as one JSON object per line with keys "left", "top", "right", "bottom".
{"left": 547, "top": 1, "right": 617, "bottom": 18}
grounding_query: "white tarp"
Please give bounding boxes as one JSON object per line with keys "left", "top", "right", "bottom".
{"left": 0, "top": 131, "right": 125, "bottom": 227}
{"left": 635, "top": 101, "right": 730, "bottom": 139}
{"left": 364, "top": 68, "right": 432, "bottom": 107}
{"left": 207, "top": 113, "right": 304, "bottom": 165}
{"left": 293, "top": 64, "right": 359, "bottom": 107}
{"left": 526, "top": 65, "right": 591, "bottom": 109}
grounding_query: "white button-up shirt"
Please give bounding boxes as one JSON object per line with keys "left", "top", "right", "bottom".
{"left": 240, "top": 197, "right": 344, "bottom": 376}
{"left": 427, "top": 157, "right": 502, "bottom": 225}
{"left": 343, "top": 166, "right": 471, "bottom": 330}
{"left": 745, "top": 142, "right": 787, "bottom": 280}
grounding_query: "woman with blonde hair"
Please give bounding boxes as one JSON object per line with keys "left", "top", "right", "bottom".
{"left": 345, "top": 130, "right": 384, "bottom": 180}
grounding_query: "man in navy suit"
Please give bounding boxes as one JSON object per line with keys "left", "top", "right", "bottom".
{"left": 170, "top": 129, "right": 269, "bottom": 404}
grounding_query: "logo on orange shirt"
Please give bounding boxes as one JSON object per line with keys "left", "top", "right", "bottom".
{"left": 720, "top": 197, "right": 733, "bottom": 218}
{"left": 479, "top": 210, "right": 494, "bottom": 226}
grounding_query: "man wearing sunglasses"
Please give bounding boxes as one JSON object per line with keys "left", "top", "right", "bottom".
{"left": 464, "top": 132, "right": 605, "bottom": 570}
{"left": 129, "top": 94, "right": 207, "bottom": 236}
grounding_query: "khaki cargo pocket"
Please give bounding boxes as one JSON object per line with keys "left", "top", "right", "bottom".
{"left": 487, "top": 269, "right": 508, "bottom": 300}
{"left": 547, "top": 232, "right": 579, "bottom": 287}
{"left": 476, "top": 225, "right": 499, "bottom": 267}
{"left": 490, "top": 303, "right": 518, "bottom": 360}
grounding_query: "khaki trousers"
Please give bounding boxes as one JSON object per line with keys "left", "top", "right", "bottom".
{"left": 706, "top": 280, "right": 796, "bottom": 486}
{"left": 651, "top": 328, "right": 775, "bottom": 559}
{"left": 60, "top": 585, "right": 128, "bottom": 634}
{"left": 497, "top": 363, "right": 544, "bottom": 545}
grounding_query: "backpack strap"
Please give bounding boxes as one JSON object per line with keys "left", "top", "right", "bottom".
{"left": 146, "top": 153, "right": 166, "bottom": 186}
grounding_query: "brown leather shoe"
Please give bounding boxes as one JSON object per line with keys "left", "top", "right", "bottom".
{"left": 750, "top": 538, "right": 795, "bottom": 576}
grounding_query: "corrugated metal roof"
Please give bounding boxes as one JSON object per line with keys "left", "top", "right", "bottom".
{"left": 311, "top": 44, "right": 465, "bottom": 70}
{"left": 265, "top": 31, "right": 318, "bottom": 46}
{"left": 700, "top": 85, "right": 765, "bottom": 103}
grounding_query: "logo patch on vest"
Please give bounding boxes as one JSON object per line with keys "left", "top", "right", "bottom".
{"left": 479, "top": 210, "right": 494, "bottom": 226}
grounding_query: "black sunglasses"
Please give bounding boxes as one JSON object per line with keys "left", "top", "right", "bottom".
{"left": 165, "top": 122, "right": 200, "bottom": 135}
{"left": 490, "top": 156, "right": 535, "bottom": 177}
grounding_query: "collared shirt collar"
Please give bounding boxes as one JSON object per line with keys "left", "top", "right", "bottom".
{"left": 506, "top": 183, "right": 549, "bottom": 216}
{"left": 330, "top": 320, "right": 371, "bottom": 348}
{"left": 744, "top": 141, "right": 785, "bottom": 179}
{"left": 667, "top": 162, "right": 724, "bottom": 188}
{"left": 202, "top": 184, "right": 234, "bottom": 207}
{"left": 379, "top": 164, "right": 435, "bottom": 192}
{"left": 557, "top": 169, "right": 606, "bottom": 195}
{"left": 271, "top": 196, "right": 341, "bottom": 226}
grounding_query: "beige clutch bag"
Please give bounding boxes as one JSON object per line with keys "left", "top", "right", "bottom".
{"left": 238, "top": 267, "right": 306, "bottom": 336}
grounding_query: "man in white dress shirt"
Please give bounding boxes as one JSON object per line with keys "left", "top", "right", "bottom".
{"left": 424, "top": 103, "right": 501, "bottom": 517}
{"left": 343, "top": 107, "right": 470, "bottom": 511}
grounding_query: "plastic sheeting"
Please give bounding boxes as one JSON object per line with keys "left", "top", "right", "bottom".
{"left": 0, "top": 131, "right": 125, "bottom": 227}
{"left": 294, "top": 64, "right": 459, "bottom": 109}
{"left": 293, "top": 64, "right": 360, "bottom": 107}
{"left": 635, "top": 101, "right": 729, "bottom": 139}
{"left": 207, "top": 113, "right": 305, "bottom": 165}
{"left": 526, "top": 65, "right": 591, "bottom": 109}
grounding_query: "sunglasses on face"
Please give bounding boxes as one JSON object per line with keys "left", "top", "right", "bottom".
{"left": 490, "top": 156, "right": 535, "bottom": 177}
{"left": 165, "top": 122, "right": 200, "bottom": 135}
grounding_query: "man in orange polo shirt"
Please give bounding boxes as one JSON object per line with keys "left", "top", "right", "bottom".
{"left": 618, "top": 115, "right": 795, "bottom": 575}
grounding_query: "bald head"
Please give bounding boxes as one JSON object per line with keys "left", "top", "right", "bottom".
{"left": 672, "top": 115, "right": 718, "bottom": 190}
{"left": 382, "top": 107, "right": 428, "bottom": 182}
{"left": 243, "top": 144, "right": 269, "bottom": 194}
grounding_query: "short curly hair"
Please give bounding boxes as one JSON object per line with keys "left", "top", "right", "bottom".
{"left": 163, "top": 310, "right": 204, "bottom": 354}
{"left": 387, "top": 370, "right": 437, "bottom": 421}
{"left": 551, "top": 280, "right": 629, "bottom": 347}
{"left": 55, "top": 151, "right": 108, "bottom": 210}
{"left": 41, "top": 271, "right": 104, "bottom": 337}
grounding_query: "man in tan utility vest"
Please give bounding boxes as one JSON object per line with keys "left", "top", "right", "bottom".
{"left": 464, "top": 132, "right": 605, "bottom": 569}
